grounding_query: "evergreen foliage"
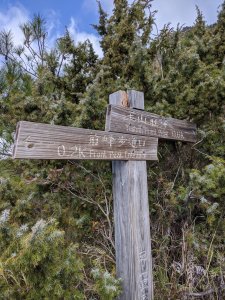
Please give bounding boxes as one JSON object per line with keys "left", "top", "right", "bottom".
{"left": 0, "top": 0, "right": 225, "bottom": 298}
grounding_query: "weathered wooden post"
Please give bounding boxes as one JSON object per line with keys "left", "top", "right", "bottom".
{"left": 13, "top": 89, "right": 196, "bottom": 300}
{"left": 107, "top": 90, "right": 154, "bottom": 300}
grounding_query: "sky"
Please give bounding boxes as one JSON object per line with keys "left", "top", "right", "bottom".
{"left": 0, "top": 0, "right": 224, "bottom": 57}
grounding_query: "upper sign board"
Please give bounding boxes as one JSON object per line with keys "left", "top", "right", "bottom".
{"left": 13, "top": 121, "right": 158, "bottom": 161}
{"left": 105, "top": 105, "right": 197, "bottom": 142}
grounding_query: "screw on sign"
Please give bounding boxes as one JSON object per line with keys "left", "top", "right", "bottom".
{"left": 13, "top": 90, "right": 196, "bottom": 300}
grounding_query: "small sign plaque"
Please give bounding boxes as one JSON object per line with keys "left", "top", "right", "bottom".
{"left": 106, "top": 105, "right": 197, "bottom": 142}
{"left": 13, "top": 121, "right": 158, "bottom": 161}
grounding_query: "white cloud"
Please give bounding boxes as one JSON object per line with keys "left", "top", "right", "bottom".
{"left": 1, "top": 0, "right": 222, "bottom": 61}
{"left": 151, "top": 0, "right": 223, "bottom": 33}
{"left": 44, "top": 9, "right": 63, "bottom": 50}
{"left": 0, "top": 3, "right": 103, "bottom": 63}
{"left": 83, "top": 0, "right": 134, "bottom": 15}
{"left": 82, "top": 0, "right": 114, "bottom": 14}
{"left": 0, "top": 4, "right": 29, "bottom": 46}
{"left": 68, "top": 17, "right": 103, "bottom": 57}
{"left": 45, "top": 9, "right": 61, "bottom": 40}
{"left": 84, "top": 0, "right": 223, "bottom": 35}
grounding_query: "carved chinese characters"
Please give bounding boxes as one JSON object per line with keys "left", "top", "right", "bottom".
{"left": 13, "top": 121, "right": 158, "bottom": 161}
{"left": 106, "top": 105, "right": 197, "bottom": 143}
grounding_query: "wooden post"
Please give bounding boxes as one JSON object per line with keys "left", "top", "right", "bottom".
{"left": 109, "top": 90, "right": 153, "bottom": 300}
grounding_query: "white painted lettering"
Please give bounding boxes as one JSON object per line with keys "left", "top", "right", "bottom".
{"left": 118, "top": 136, "right": 127, "bottom": 146}
{"left": 58, "top": 145, "right": 65, "bottom": 157}
{"left": 70, "top": 145, "right": 78, "bottom": 157}
{"left": 89, "top": 150, "right": 95, "bottom": 158}
{"left": 89, "top": 135, "right": 99, "bottom": 146}
{"left": 78, "top": 147, "right": 86, "bottom": 158}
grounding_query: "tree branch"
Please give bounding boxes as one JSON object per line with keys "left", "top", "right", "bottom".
{"left": 184, "top": 284, "right": 225, "bottom": 298}
{"left": 0, "top": 152, "right": 12, "bottom": 157}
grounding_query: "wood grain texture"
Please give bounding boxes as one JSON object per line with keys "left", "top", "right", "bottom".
{"left": 13, "top": 121, "right": 158, "bottom": 161}
{"left": 106, "top": 104, "right": 197, "bottom": 142}
{"left": 127, "top": 89, "right": 144, "bottom": 109}
{"left": 110, "top": 90, "right": 153, "bottom": 300}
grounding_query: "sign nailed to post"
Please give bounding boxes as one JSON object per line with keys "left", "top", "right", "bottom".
{"left": 106, "top": 104, "right": 197, "bottom": 142}
{"left": 12, "top": 89, "right": 197, "bottom": 300}
{"left": 13, "top": 121, "right": 158, "bottom": 161}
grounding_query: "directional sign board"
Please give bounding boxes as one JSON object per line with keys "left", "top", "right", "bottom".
{"left": 106, "top": 105, "right": 197, "bottom": 142}
{"left": 13, "top": 121, "right": 158, "bottom": 160}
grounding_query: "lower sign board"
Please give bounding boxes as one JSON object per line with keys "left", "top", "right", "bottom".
{"left": 13, "top": 121, "right": 158, "bottom": 161}
{"left": 106, "top": 105, "right": 197, "bottom": 142}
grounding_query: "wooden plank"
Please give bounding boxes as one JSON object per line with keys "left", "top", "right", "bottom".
{"left": 13, "top": 121, "right": 158, "bottom": 161}
{"left": 110, "top": 90, "right": 153, "bottom": 300}
{"left": 106, "top": 104, "right": 197, "bottom": 142}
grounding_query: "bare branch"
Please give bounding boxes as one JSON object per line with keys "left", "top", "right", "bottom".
{"left": 183, "top": 284, "right": 225, "bottom": 297}
{"left": 0, "top": 152, "right": 12, "bottom": 157}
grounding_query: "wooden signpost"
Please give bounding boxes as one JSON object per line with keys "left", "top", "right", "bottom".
{"left": 109, "top": 90, "right": 154, "bottom": 300}
{"left": 13, "top": 89, "right": 197, "bottom": 300}
{"left": 106, "top": 104, "right": 197, "bottom": 142}
{"left": 13, "top": 121, "right": 158, "bottom": 161}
